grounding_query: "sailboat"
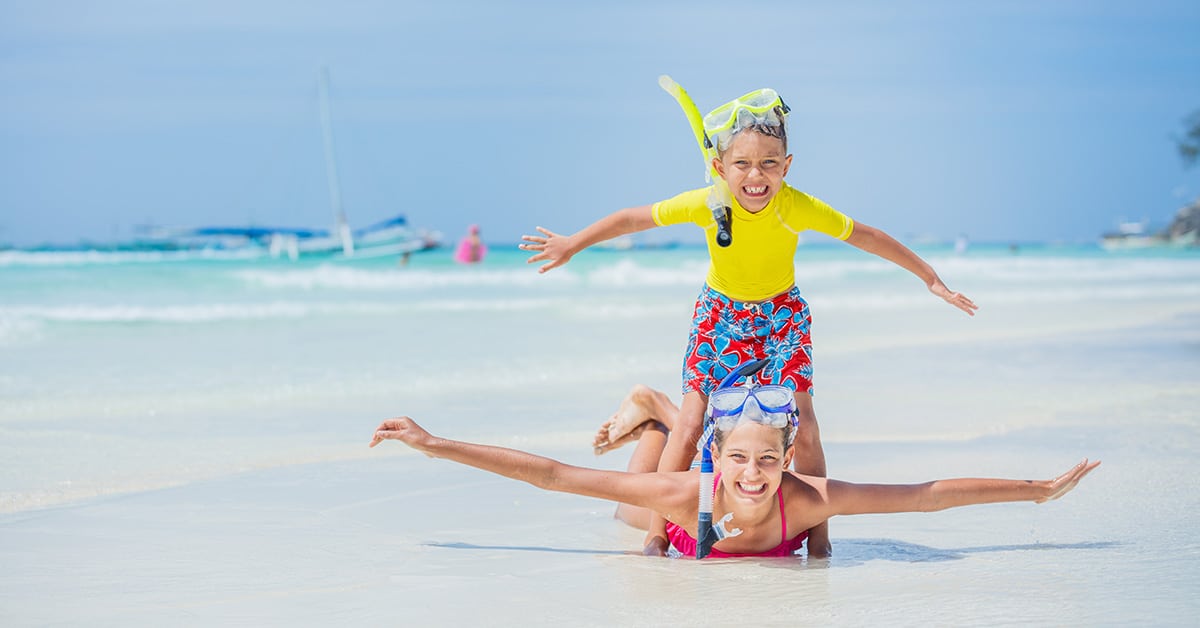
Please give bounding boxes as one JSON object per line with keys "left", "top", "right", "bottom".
{"left": 143, "top": 68, "right": 441, "bottom": 260}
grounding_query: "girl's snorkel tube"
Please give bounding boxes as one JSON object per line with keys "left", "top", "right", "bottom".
{"left": 695, "top": 358, "right": 770, "bottom": 559}
{"left": 658, "top": 75, "right": 734, "bottom": 248}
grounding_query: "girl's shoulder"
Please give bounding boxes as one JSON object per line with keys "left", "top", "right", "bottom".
{"left": 780, "top": 472, "right": 831, "bottom": 529}
{"left": 781, "top": 471, "right": 827, "bottom": 499}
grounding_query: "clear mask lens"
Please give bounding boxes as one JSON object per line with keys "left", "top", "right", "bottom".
{"left": 714, "top": 397, "right": 794, "bottom": 432}
{"left": 709, "top": 388, "right": 751, "bottom": 412}
{"left": 708, "top": 385, "right": 797, "bottom": 432}
{"left": 750, "top": 386, "right": 792, "bottom": 409}
{"left": 703, "top": 385, "right": 799, "bottom": 449}
{"left": 702, "top": 88, "right": 787, "bottom": 138}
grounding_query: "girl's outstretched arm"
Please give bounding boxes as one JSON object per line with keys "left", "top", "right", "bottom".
{"left": 520, "top": 205, "right": 656, "bottom": 273}
{"left": 370, "top": 417, "right": 693, "bottom": 515}
{"left": 844, "top": 222, "right": 978, "bottom": 316}
{"left": 826, "top": 459, "right": 1100, "bottom": 517}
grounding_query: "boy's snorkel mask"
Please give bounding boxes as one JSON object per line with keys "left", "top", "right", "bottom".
{"left": 702, "top": 88, "right": 790, "bottom": 154}
{"left": 694, "top": 359, "right": 799, "bottom": 559}
{"left": 659, "top": 77, "right": 790, "bottom": 249}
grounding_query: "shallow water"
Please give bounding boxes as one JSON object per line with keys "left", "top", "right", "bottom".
{"left": 1, "top": 243, "right": 1198, "bottom": 624}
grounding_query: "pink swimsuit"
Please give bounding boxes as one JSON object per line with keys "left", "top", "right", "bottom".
{"left": 666, "top": 474, "right": 809, "bottom": 558}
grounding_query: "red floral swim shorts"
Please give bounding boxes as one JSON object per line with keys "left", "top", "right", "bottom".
{"left": 682, "top": 284, "right": 813, "bottom": 397}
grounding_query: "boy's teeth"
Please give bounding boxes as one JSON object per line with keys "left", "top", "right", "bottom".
{"left": 745, "top": 186, "right": 766, "bottom": 194}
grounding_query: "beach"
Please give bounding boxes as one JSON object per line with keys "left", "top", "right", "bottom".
{"left": 1, "top": 244, "right": 1198, "bottom": 626}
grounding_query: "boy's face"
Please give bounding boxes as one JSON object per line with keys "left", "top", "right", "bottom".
{"left": 712, "top": 131, "right": 792, "bottom": 213}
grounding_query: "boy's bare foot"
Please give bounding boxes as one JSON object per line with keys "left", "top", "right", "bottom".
{"left": 592, "top": 384, "right": 656, "bottom": 455}
{"left": 593, "top": 420, "right": 652, "bottom": 455}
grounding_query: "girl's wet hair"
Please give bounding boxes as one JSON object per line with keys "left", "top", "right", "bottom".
{"left": 711, "top": 419, "right": 795, "bottom": 452}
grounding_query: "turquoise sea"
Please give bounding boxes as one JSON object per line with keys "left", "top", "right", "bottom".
{"left": 2, "top": 242, "right": 1198, "bottom": 625}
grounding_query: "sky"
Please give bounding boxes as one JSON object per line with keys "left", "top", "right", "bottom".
{"left": 2, "top": 0, "right": 1199, "bottom": 247}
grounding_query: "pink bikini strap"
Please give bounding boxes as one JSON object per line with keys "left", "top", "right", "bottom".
{"left": 715, "top": 473, "right": 788, "bottom": 545}
{"left": 777, "top": 488, "right": 787, "bottom": 543}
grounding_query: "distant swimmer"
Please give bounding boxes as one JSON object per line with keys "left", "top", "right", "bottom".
{"left": 454, "top": 224, "right": 486, "bottom": 264}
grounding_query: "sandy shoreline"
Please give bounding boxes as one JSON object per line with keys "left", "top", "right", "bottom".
{"left": 3, "top": 413, "right": 1196, "bottom": 626}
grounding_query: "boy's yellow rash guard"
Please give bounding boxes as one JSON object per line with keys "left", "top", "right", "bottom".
{"left": 651, "top": 183, "right": 854, "bottom": 301}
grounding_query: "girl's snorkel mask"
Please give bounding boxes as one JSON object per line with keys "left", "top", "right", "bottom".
{"left": 694, "top": 359, "right": 799, "bottom": 559}
{"left": 707, "top": 385, "right": 799, "bottom": 445}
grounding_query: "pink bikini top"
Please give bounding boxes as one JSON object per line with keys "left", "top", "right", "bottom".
{"left": 665, "top": 473, "right": 808, "bottom": 558}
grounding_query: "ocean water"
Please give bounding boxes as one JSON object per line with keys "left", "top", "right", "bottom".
{"left": 2, "top": 242, "right": 1199, "bottom": 624}
{"left": 1, "top": 242, "right": 1197, "bottom": 510}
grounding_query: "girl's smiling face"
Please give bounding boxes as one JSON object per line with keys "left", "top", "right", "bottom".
{"left": 714, "top": 422, "right": 794, "bottom": 505}
{"left": 712, "top": 131, "right": 792, "bottom": 213}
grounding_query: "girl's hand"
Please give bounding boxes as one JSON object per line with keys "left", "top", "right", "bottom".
{"left": 520, "top": 226, "right": 575, "bottom": 273}
{"left": 929, "top": 282, "right": 979, "bottom": 316}
{"left": 1036, "top": 459, "right": 1101, "bottom": 503}
{"left": 369, "top": 416, "right": 435, "bottom": 454}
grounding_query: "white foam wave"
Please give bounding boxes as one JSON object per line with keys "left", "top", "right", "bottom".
{"left": 808, "top": 279, "right": 1200, "bottom": 312}
{"left": 235, "top": 264, "right": 580, "bottom": 291}
{"left": 584, "top": 258, "right": 708, "bottom": 286}
{"left": 0, "top": 317, "right": 43, "bottom": 346}
{"left": 0, "top": 297, "right": 587, "bottom": 326}
{"left": 1, "top": 302, "right": 317, "bottom": 324}
{"left": 0, "top": 248, "right": 264, "bottom": 267}
{"left": 235, "top": 259, "right": 712, "bottom": 292}
{"left": 919, "top": 255, "right": 1200, "bottom": 283}
{"left": 411, "top": 298, "right": 558, "bottom": 312}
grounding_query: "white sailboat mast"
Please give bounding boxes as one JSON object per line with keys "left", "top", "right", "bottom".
{"left": 318, "top": 67, "right": 354, "bottom": 255}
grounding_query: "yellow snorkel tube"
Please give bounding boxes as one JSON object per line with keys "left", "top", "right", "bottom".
{"left": 658, "top": 75, "right": 734, "bottom": 247}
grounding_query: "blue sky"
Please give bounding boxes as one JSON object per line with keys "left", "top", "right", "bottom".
{"left": 2, "top": 0, "right": 1198, "bottom": 247}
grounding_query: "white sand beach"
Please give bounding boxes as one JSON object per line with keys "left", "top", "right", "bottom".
{"left": 2, "top": 247, "right": 1199, "bottom": 625}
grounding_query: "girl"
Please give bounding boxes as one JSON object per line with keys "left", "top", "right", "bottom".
{"left": 369, "top": 396, "right": 1096, "bottom": 559}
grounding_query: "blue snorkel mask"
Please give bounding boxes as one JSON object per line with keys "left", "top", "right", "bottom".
{"left": 695, "top": 359, "right": 799, "bottom": 559}
{"left": 707, "top": 386, "right": 799, "bottom": 446}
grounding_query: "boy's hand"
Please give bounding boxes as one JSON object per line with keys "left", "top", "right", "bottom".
{"left": 520, "top": 226, "right": 574, "bottom": 273}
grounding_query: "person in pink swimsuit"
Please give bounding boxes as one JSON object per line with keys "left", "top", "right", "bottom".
{"left": 454, "top": 224, "right": 486, "bottom": 264}
{"left": 369, "top": 387, "right": 1099, "bottom": 559}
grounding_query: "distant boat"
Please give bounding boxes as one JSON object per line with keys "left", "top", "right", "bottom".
{"left": 140, "top": 68, "right": 440, "bottom": 260}
{"left": 1099, "top": 220, "right": 1167, "bottom": 251}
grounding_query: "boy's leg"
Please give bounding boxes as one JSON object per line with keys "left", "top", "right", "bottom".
{"left": 593, "top": 384, "right": 683, "bottom": 453}
{"left": 641, "top": 391, "right": 707, "bottom": 555}
{"left": 613, "top": 421, "right": 669, "bottom": 530}
{"left": 793, "top": 391, "right": 830, "bottom": 557}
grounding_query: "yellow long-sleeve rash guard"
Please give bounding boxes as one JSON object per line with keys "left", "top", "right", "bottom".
{"left": 651, "top": 183, "right": 854, "bottom": 301}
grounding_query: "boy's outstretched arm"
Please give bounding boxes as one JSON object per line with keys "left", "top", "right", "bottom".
{"left": 825, "top": 459, "right": 1100, "bottom": 517}
{"left": 845, "top": 222, "right": 979, "bottom": 316}
{"left": 520, "top": 205, "right": 656, "bottom": 273}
